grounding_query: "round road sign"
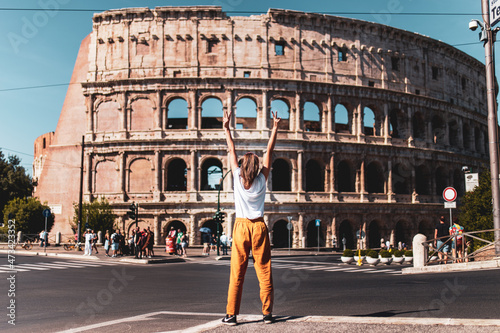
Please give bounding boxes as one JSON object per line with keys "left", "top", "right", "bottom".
{"left": 287, "top": 222, "right": 293, "bottom": 230}
{"left": 443, "top": 187, "right": 457, "bottom": 202}
{"left": 42, "top": 208, "right": 51, "bottom": 218}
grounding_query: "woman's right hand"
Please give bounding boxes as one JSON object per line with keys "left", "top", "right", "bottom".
{"left": 223, "top": 109, "right": 232, "bottom": 130}
{"left": 271, "top": 110, "right": 281, "bottom": 129}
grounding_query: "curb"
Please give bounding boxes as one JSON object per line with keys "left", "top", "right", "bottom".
{"left": 0, "top": 249, "right": 99, "bottom": 260}
{"left": 402, "top": 258, "right": 500, "bottom": 274}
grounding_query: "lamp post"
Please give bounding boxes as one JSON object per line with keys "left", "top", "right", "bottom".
{"left": 216, "top": 170, "right": 232, "bottom": 257}
{"left": 287, "top": 216, "right": 293, "bottom": 255}
{"left": 470, "top": 0, "right": 500, "bottom": 254}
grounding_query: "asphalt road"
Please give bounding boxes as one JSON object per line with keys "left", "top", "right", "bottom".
{"left": 0, "top": 254, "right": 499, "bottom": 332}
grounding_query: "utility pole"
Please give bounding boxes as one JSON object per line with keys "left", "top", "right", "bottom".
{"left": 77, "top": 136, "right": 84, "bottom": 244}
{"left": 481, "top": 0, "right": 500, "bottom": 254}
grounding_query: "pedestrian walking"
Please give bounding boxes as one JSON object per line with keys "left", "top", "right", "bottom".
{"left": 435, "top": 216, "right": 450, "bottom": 264}
{"left": 84, "top": 229, "right": 94, "bottom": 256}
{"left": 91, "top": 230, "right": 99, "bottom": 254}
{"left": 111, "top": 229, "right": 120, "bottom": 257}
{"left": 176, "top": 229, "right": 184, "bottom": 256}
{"left": 181, "top": 233, "right": 188, "bottom": 257}
{"left": 220, "top": 232, "right": 229, "bottom": 255}
{"left": 221, "top": 109, "right": 280, "bottom": 326}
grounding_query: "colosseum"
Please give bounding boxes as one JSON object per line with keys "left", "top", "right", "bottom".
{"left": 34, "top": 6, "right": 489, "bottom": 249}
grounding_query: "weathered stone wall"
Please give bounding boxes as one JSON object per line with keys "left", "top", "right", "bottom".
{"left": 35, "top": 7, "right": 489, "bottom": 249}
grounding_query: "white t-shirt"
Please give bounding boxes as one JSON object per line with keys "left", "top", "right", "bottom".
{"left": 85, "top": 233, "right": 94, "bottom": 243}
{"left": 233, "top": 168, "right": 266, "bottom": 219}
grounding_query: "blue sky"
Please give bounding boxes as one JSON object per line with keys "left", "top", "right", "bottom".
{"left": 0, "top": 0, "right": 489, "bottom": 174}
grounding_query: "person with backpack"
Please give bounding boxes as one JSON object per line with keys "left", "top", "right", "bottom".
{"left": 111, "top": 229, "right": 120, "bottom": 258}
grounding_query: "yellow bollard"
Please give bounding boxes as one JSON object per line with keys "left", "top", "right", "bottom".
{"left": 357, "top": 248, "right": 363, "bottom": 266}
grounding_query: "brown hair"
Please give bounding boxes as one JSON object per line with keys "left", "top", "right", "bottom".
{"left": 240, "top": 152, "right": 260, "bottom": 189}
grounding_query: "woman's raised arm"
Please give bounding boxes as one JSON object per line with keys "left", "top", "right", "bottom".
{"left": 223, "top": 109, "right": 239, "bottom": 174}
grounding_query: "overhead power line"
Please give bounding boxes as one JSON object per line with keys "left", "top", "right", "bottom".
{"left": 0, "top": 8, "right": 482, "bottom": 16}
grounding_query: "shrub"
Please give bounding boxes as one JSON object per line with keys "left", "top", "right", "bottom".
{"left": 404, "top": 250, "right": 413, "bottom": 257}
{"left": 367, "top": 250, "right": 378, "bottom": 258}
{"left": 342, "top": 249, "right": 353, "bottom": 257}
{"left": 360, "top": 249, "right": 367, "bottom": 256}
{"left": 379, "top": 249, "right": 392, "bottom": 258}
{"left": 394, "top": 250, "right": 405, "bottom": 257}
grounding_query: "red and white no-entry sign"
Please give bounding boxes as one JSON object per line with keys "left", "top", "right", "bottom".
{"left": 443, "top": 187, "right": 457, "bottom": 202}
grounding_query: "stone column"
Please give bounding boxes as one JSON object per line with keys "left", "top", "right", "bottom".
{"left": 384, "top": 103, "right": 390, "bottom": 144}
{"left": 298, "top": 213, "right": 304, "bottom": 248}
{"left": 387, "top": 159, "right": 393, "bottom": 202}
{"left": 86, "top": 95, "right": 94, "bottom": 133}
{"left": 297, "top": 150, "right": 303, "bottom": 193}
{"left": 154, "top": 215, "right": 160, "bottom": 245}
{"left": 154, "top": 150, "right": 161, "bottom": 201}
{"left": 189, "top": 149, "right": 197, "bottom": 201}
{"left": 120, "top": 93, "right": 127, "bottom": 131}
{"left": 356, "top": 102, "right": 363, "bottom": 141}
{"left": 295, "top": 93, "right": 301, "bottom": 133}
{"left": 327, "top": 95, "right": 333, "bottom": 134}
{"left": 188, "top": 89, "right": 197, "bottom": 130}
{"left": 390, "top": 228, "right": 395, "bottom": 248}
{"left": 85, "top": 153, "right": 92, "bottom": 197}
{"left": 119, "top": 152, "right": 125, "bottom": 199}
{"left": 261, "top": 90, "right": 268, "bottom": 130}
{"left": 189, "top": 214, "right": 196, "bottom": 246}
{"left": 156, "top": 91, "right": 162, "bottom": 130}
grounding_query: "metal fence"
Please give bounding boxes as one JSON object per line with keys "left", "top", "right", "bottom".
{"left": 423, "top": 228, "right": 500, "bottom": 265}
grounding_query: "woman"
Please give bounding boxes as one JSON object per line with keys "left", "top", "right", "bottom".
{"left": 221, "top": 109, "right": 280, "bottom": 326}
{"left": 104, "top": 230, "right": 110, "bottom": 257}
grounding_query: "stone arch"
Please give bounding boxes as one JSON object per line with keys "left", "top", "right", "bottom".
{"left": 435, "top": 166, "right": 448, "bottom": 196}
{"left": 235, "top": 97, "right": 257, "bottom": 129}
{"left": 338, "top": 219, "right": 355, "bottom": 249}
{"left": 306, "top": 219, "right": 325, "bottom": 247}
{"left": 201, "top": 97, "right": 223, "bottom": 129}
{"left": 334, "top": 103, "right": 351, "bottom": 133}
{"left": 463, "top": 122, "right": 471, "bottom": 150}
{"left": 305, "top": 159, "right": 324, "bottom": 192}
{"left": 415, "top": 164, "right": 431, "bottom": 195}
{"left": 95, "top": 100, "right": 120, "bottom": 132}
{"left": 432, "top": 115, "right": 446, "bottom": 144}
{"left": 418, "top": 219, "right": 434, "bottom": 240}
{"left": 166, "top": 97, "right": 188, "bottom": 129}
{"left": 270, "top": 98, "right": 290, "bottom": 130}
{"left": 94, "top": 159, "right": 119, "bottom": 193}
{"left": 200, "top": 158, "right": 223, "bottom": 191}
{"left": 363, "top": 106, "right": 378, "bottom": 136}
{"left": 448, "top": 119, "right": 460, "bottom": 147}
{"left": 392, "top": 162, "right": 411, "bottom": 194}
{"left": 365, "top": 161, "right": 385, "bottom": 194}
{"left": 412, "top": 111, "right": 426, "bottom": 140}
{"left": 367, "top": 220, "right": 382, "bottom": 249}
{"left": 304, "top": 101, "right": 321, "bottom": 132}
{"left": 128, "top": 158, "right": 153, "bottom": 193}
{"left": 337, "top": 159, "right": 355, "bottom": 192}
{"left": 395, "top": 220, "right": 411, "bottom": 247}
{"left": 165, "top": 158, "right": 187, "bottom": 191}
{"left": 201, "top": 219, "right": 223, "bottom": 236}
{"left": 271, "top": 219, "right": 291, "bottom": 248}
{"left": 389, "top": 108, "right": 406, "bottom": 139}
{"left": 130, "top": 96, "right": 155, "bottom": 131}
{"left": 163, "top": 220, "right": 187, "bottom": 241}
{"left": 272, "top": 158, "right": 291, "bottom": 191}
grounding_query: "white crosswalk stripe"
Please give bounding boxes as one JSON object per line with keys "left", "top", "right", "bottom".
{"left": 195, "top": 260, "right": 401, "bottom": 275}
{"left": 0, "top": 260, "right": 125, "bottom": 274}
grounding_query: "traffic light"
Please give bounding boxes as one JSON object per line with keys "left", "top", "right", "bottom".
{"left": 219, "top": 211, "right": 226, "bottom": 224}
{"left": 127, "top": 203, "right": 136, "bottom": 220}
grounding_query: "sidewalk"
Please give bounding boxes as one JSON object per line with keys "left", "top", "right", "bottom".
{"left": 0, "top": 243, "right": 337, "bottom": 264}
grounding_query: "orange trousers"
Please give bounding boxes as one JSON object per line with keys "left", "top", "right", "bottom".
{"left": 226, "top": 217, "right": 274, "bottom": 316}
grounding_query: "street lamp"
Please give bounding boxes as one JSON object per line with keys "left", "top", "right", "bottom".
{"left": 470, "top": 1, "right": 500, "bottom": 255}
{"left": 287, "top": 216, "right": 293, "bottom": 255}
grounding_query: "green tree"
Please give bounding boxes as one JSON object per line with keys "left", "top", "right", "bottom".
{"left": 1, "top": 197, "right": 54, "bottom": 234}
{"left": 458, "top": 169, "right": 494, "bottom": 251}
{"left": 0, "top": 150, "right": 33, "bottom": 217}
{"left": 72, "top": 198, "right": 116, "bottom": 235}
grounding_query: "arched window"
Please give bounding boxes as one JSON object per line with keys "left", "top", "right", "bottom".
{"left": 304, "top": 102, "right": 321, "bottom": 132}
{"left": 365, "top": 161, "right": 385, "bottom": 194}
{"left": 335, "top": 104, "right": 349, "bottom": 133}
{"left": 235, "top": 98, "right": 257, "bottom": 129}
{"left": 271, "top": 159, "right": 291, "bottom": 191}
{"left": 339, "top": 220, "right": 354, "bottom": 249}
{"left": 270, "top": 99, "right": 290, "bottom": 130}
{"left": 448, "top": 120, "right": 459, "bottom": 147}
{"left": 475, "top": 127, "right": 482, "bottom": 152}
{"left": 272, "top": 220, "right": 291, "bottom": 248}
{"left": 337, "top": 160, "right": 354, "bottom": 192}
{"left": 167, "top": 98, "right": 188, "bottom": 129}
{"left": 389, "top": 109, "right": 401, "bottom": 138}
{"left": 129, "top": 158, "right": 153, "bottom": 193}
{"left": 201, "top": 219, "right": 223, "bottom": 236}
{"left": 305, "top": 159, "right": 324, "bottom": 191}
{"left": 201, "top": 98, "right": 223, "bottom": 129}
{"left": 95, "top": 160, "right": 118, "bottom": 193}
{"left": 368, "top": 220, "right": 381, "bottom": 249}
{"left": 393, "top": 163, "right": 411, "bottom": 194}
{"left": 130, "top": 98, "right": 154, "bottom": 131}
{"left": 435, "top": 166, "right": 448, "bottom": 195}
{"left": 463, "top": 123, "right": 471, "bottom": 149}
{"left": 201, "top": 158, "right": 223, "bottom": 190}
{"left": 395, "top": 220, "right": 409, "bottom": 246}
{"left": 166, "top": 159, "right": 187, "bottom": 191}
{"left": 306, "top": 220, "right": 325, "bottom": 247}
{"left": 95, "top": 101, "right": 120, "bottom": 132}
{"left": 415, "top": 164, "right": 430, "bottom": 195}
{"left": 412, "top": 112, "right": 426, "bottom": 140}
{"left": 363, "top": 107, "right": 376, "bottom": 136}
{"left": 163, "top": 220, "right": 187, "bottom": 242}
{"left": 432, "top": 115, "right": 445, "bottom": 144}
